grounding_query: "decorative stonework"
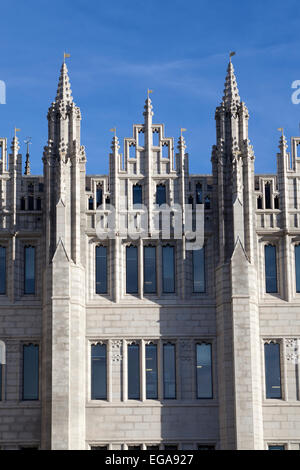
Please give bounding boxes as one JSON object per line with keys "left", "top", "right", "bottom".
{"left": 180, "top": 340, "right": 192, "bottom": 362}
{"left": 285, "top": 338, "right": 299, "bottom": 363}
{"left": 111, "top": 340, "right": 123, "bottom": 363}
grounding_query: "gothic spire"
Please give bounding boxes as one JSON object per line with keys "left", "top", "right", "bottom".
{"left": 24, "top": 138, "right": 31, "bottom": 175}
{"left": 222, "top": 59, "right": 240, "bottom": 109}
{"left": 55, "top": 61, "right": 73, "bottom": 104}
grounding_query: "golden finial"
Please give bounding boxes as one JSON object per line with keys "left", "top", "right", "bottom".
{"left": 63, "top": 52, "right": 71, "bottom": 63}
{"left": 109, "top": 128, "right": 117, "bottom": 137}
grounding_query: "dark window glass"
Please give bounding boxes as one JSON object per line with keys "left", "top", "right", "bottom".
{"left": 193, "top": 248, "right": 205, "bottom": 293}
{"left": 257, "top": 197, "right": 262, "bottom": 209}
{"left": 96, "top": 187, "right": 103, "bottom": 208}
{"left": 24, "top": 246, "right": 35, "bottom": 295}
{"left": 196, "top": 184, "right": 202, "bottom": 204}
{"left": 128, "top": 344, "right": 140, "bottom": 400}
{"left": 91, "top": 446, "right": 108, "bottom": 450}
{"left": 126, "top": 246, "right": 138, "bottom": 294}
{"left": 91, "top": 344, "right": 107, "bottom": 400}
{"left": 198, "top": 445, "right": 215, "bottom": 450}
{"left": 164, "top": 445, "right": 178, "bottom": 450}
{"left": 146, "top": 344, "right": 158, "bottom": 399}
{"left": 0, "top": 246, "right": 6, "bottom": 295}
{"left": 188, "top": 196, "right": 193, "bottom": 208}
{"left": 265, "top": 182, "right": 271, "bottom": 209}
{"left": 128, "top": 446, "right": 142, "bottom": 450}
{"left": 264, "top": 342, "right": 282, "bottom": 399}
{"left": 204, "top": 196, "right": 210, "bottom": 210}
{"left": 28, "top": 196, "right": 34, "bottom": 210}
{"left": 146, "top": 445, "right": 160, "bottom": 450}
{"left": 20, "top": 197, "right": 25, "bottom": 210}
{"left": 156, "top": 185, "right": 166, "bottom": 206}
{"left": 274, "top": 196, "right": 279, "bottom": 209}
{"left": 36, "top": 198, "right": 41, "bottom": 211}
{"left": 196, "top": 343, "right": 213, "bottom": 399}
{"left": 265, "top": 245, "right": 277, "bottom": 293}
{"left": 96, "top": 246, "right": 107, "bottom": 294}
{"left": 268, "top": 445, "right": 285, "bottom": 450}
{"left": 133, "top": 184, "right": 142, "bottom": 206}
{"left": 163, "top": 343, "right": 176, "bottom": 399}
{"left": 88, "top": 197, "right": 94, "bottom": 210}
{"left": 28, "top": 183, "right": 34, "bottom": 194}
{"left": 38, "top": 183, "right": 44, "bottom": 192}
{"left": 144, "top": 246, "right": 156, "bottom": 294}
{"left": 295, "top": 245, "right": 300, "bottom": 293}
{"left": 162, "top": 246, "right": 175, "bottom": 293}
{"left": 22, "top": 344, "right": 39, "bottom": 400}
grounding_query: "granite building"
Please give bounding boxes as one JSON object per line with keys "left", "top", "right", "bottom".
{"left": 0, "top": 58, "right": 299, "bottom": 450}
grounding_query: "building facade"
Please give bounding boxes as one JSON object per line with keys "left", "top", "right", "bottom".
{"left": 0, "top": 59, "right": 299, "bottom": 450}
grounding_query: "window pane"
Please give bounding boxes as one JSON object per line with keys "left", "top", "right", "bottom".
{"left": 198, "top": 445, "right": 215, "bottom": 450}
{"left": 264, "top": 343, "right": 282, "bottom": 399}
{"left": 196, "top": 184, "right": 202, "bottom": 204}
{"left": 96, "top": 188, "right": 103, "bottom": 207}
{"left": 265, "top": 245, "right": 277, "bottom": 293}
{"left": 0, "top": 246, "right": 6, "bottom": 295}
{"left": 126, "top": 246, "right": 138, "bottom": 294}
{"left": 133, "top": 185, "right": 142, "bottom": 206}
{"left": 295, "top": 245, "right": 300, "bottom": 293}
{"left": 24, "top": 247, "right": 35, "bottom": 295}
{"left": 268, "top": 445, "right": 285, "bottom": 450}
{"left": 144, "top": 246, "right": 156, "bottom": 294}
{"left": 162, "top": 246, "right": 175, "bottom": 293}
{"left": 156, "top": 185, "right": 166, "bottom": 206}
{"left": 164, "top": 445, "right": 178, "bottom": 450}
{"left": 146, "top": 445, "right": 160, "bottom": 450}
{"left": 146, "top": 344, "right": 158, "bottom": 399}
{"left": 265, "top": 183, "right": 271, "bottom": 209}
{"left": 23, "top": 344, "right": 39, "bottom": 400}
{"left": 128, "top": 446, "right": 142, "bottom": 450}
{"left": 163, "top": 343, "right": 176, "bottom": 399}
{"left": 128, "top": 344, "right": 140, "bottom": 399}
{"left": 193, "top": 248, "right": 205, "bottom": 293}
{"left": 196, "top": 343, "right": 213, "bottom": 398}
{"left": 91, "top": 344, "right": 107, "bottom": 400}
{"left": 91, "top": 446, "right": 108, "bottom": 450}
{"left": 96, "top": 246, "right": 107, "bottom": 294}
{"left": 28, "top": 196, "right": 34, "bottom": 210}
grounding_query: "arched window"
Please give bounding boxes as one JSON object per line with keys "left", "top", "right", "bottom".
{"left": 152, "top": 130, "right": 159, "bottom": 147}
{"left": 24, "top": 246, "right": 35, "bottom": 295}
{"left": 28, "top": 196, "right": 34, "bottom": 211}
{"left": 274, "top": 195, "right": 279, "bottom": 210}
{"left": 88, "top": 196, "right": 94, "bottom": 211}
{"left": 129, "top": 143, "right": 136, "bottom": 159}
{"left": 126, "top": 245, "right": 138, "bottom": 294}
{"left": 264, "top": 341, "right": 282, "bottom": 399}
{"left": 138, "top": 130, "right": 144, "bottom": 147}
{"left": 162, "top": 143, "right": 169, "bottom": 158}
{"left": 257, "top": 196, "right": 263, "bottom": 210}
{"left": 96, "top": 186, "right": 103, "bottom": 208}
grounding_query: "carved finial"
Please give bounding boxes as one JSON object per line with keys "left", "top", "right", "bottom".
{"left": 24, "top": 137, "right": 31, "bottom": 175}
{"left": 11, "top": 128, "right": 20, "bottom": 153}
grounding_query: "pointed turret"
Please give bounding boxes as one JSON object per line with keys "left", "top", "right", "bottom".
{"left": 24, "top": 139, "right": 31, "bottom": 175}
{"left": 55, "top": 61, "right": 73, "bottom": 104}
{"left": 222, "top": 59, "right": 241, "bottom": 109}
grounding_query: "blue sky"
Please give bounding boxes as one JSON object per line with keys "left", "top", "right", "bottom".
{"left": 1, "top": 0, "right": 300, "bottom": 176}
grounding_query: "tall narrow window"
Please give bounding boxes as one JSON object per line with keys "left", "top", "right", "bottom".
{"left": 22, "top": 344, "right": 39, "bottom": 400}
{"left": 265, "top": 245, "right": 277, "bottom": 293}
{"left": 156, "top": 184, "right": 166, "bottom": 206}
{"left": 265, "top": 182, "right": 271, "bottom": 209}
{"left": 0, "top": 246, "right": 6, "bottom": 295}
{"left": 144, "top": 246, "right": 156, "bottom": 294}
{"left": 163, "top": 343, "right": 176, "bottom": 399}
{"left": 146, "top": 343, "right": 158, "bottom": 399}
{"left": 96, "top": 187, "right": 103, "bottom": 208}
{"left": 28, "top": 196, "right": 34, "bottom": 211}
{"left": 257, "top": 196, "right": 263, "bottom": 209}
{"left": 274, "top": 196, "right": 279, "bottom": 210}
{"left": 128, "top": 344, "right": 140, "bottom": 400}
{"left": 196, "top": 343, "right": 213, "bottom": 399}
{"left": 91, "top": 343, "right": 107, "bottom": 400}
{"left": 162, "top": 245, "right": 175, "bottom": 293}
{"left": 20, "top": 197, "right": 25, "bottom": 210}
{"left": 24, "top": 246, "right": 35, "bottom": 295}
{"left": 88, "top": 196, "right": 94, "bottom": 210}
{"left": 96, "top": 246, "right": 107, "bottom": 294}
{"left": 204, "top": 196, "right": 211, "bottom": 210}
{"left": 126, "top": 246, "right": 138, "bottom": 294}
{"left": 0, "top": 362, "right": 2, "bottom": 401}
{"left": 193, "top": 248, "right": 205, "bottom": 293}
{"left": 36, "top": 198, "right": 41, "bottom": 211}
{"left": 264, "top": 342, "right": 282, "bottom": 399}
{"left": 295, "top": 245, "right": 300, "bottom": 293}
{"left": 196, "top": 183, "right": 202, "bottom": 204}
{"left": 133, "top": 184, "right": 142, "bottom": 206}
